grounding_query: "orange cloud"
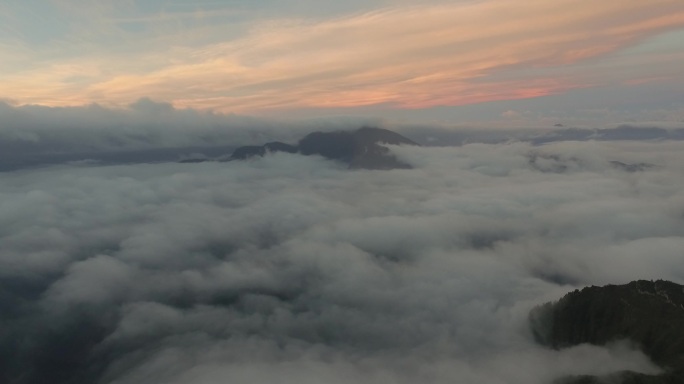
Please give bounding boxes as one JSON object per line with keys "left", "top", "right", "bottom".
{"left": 2, "top": 0, "right": 684, "bottom": 113}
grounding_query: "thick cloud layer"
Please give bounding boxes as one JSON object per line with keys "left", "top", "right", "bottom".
{"left": 2, "top": 138, "right": 683, "bottom": 383}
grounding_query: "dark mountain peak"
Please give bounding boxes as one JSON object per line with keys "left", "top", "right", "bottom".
{"left": 298, "top": 130, "right": 356, "bottom": 160}
{"left": 530, "top": 280, "right": 684, "bottom": 383}
{"left": 229, "top": 127, "right": 418, "bottom": 170}
{"left": 352, "top": 126, "right": 419, "bottom": 146}
{"left": 609, "top": 160, "right": 655, "bottom": 172}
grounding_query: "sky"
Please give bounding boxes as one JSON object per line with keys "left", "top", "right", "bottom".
{"left": 2, "top": 0, "right": 684, "bottom": 126}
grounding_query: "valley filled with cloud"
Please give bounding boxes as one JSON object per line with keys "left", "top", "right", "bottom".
{"left": 2, "top": 124, "right": 683, "bottom": 383}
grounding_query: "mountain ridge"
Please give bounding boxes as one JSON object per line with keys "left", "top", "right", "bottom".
{"left": 228, "top": 126, "right": 418, "bottom": 170}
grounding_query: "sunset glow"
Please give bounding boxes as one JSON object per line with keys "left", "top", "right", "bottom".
{"left": 1, "top": 0, "right": 684, "bottom": 121}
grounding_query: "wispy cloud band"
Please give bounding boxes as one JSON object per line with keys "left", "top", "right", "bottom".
{"left": 1, "top": 0, "right": 684, "bottom": 113}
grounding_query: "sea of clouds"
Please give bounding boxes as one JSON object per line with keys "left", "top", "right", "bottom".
{"left": 2, "top": 121, "right": 683, "bottom": 383}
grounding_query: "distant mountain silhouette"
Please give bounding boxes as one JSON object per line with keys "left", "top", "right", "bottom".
{"left": 229, "top": 127, "right": 418, "bottom": 169}
{"left": 609, "top": 161, "right": 655, "bottom": 172}
{"left": 530, "top": 280, "right": 684, "bottom": 383}
{"left": 230, "top": 142, "right": 298, "bottom": 160}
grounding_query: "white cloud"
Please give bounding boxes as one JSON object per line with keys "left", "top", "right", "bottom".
{"left": 1, "top": 137, "right": 683, "bottom": 383}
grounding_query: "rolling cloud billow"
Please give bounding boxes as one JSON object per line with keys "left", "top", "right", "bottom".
{"left": 1, "top": 118, "right": 684, "bottom": 383}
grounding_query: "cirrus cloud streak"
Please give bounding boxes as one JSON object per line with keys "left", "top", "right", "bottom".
{"left": 1, "top": 0, "right": 684, "bottom": 113}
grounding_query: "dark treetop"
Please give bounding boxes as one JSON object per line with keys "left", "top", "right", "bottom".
{"left": 530, "top": 280, "right": 684, "bottom": 384}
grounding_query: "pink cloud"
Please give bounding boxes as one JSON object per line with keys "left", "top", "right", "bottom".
{"left": 2, "top": 0, "right": 684, "bottom": 113}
